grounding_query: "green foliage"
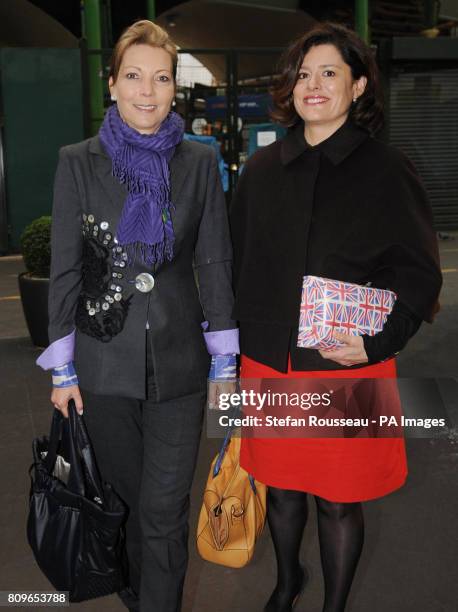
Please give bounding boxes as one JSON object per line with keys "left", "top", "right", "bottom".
{"left": 20, "top": 216, "right": 52, "bottom": 278}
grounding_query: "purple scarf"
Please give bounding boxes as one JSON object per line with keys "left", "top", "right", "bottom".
{"left": 99, "top": 104, "right": 184, "bottom": 266}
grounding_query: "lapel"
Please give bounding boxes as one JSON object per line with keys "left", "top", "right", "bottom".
{"left": 87, "top": 136, "right": 194, "bottom": 275}
{"left": 170, "top": 142, "right": 192, "bottom": 203}
{"left": 89, "top": 136, "right": 126, "bottom": 210}
{"left": 88, "top": 136, "right": 191, "bottom": 212}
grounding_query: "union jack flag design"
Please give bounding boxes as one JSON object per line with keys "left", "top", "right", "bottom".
{"left": 297, "top": 276, "right": 397, "bottom": 349}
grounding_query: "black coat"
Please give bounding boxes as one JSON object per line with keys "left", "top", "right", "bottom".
{"left": 230, "top": 117, "right": 442, "bottom": 372}
{"left": 48, "top": 136, "right": 236, "bottom": 400}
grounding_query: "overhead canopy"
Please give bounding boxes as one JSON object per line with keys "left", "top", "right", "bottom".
{"left": 156, "top": 0, "right": 316, "bottom": 82}
{"left": 0, "top": 0, "right": 78, "bottom": 48}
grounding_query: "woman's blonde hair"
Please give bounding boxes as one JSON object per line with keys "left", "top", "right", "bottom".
{"left": 109, "top": 20, "right": 178, "bottom": 83}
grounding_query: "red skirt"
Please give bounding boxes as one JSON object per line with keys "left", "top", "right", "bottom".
{"left": 239, "top": 354, "right": 408, "bottom": 502}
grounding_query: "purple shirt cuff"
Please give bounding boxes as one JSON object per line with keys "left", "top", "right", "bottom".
{"left": 36, "top": 330, "right": 76, "bottom": 370}
{"left": 201, "top": 324, "right": 240, "bottom": 355}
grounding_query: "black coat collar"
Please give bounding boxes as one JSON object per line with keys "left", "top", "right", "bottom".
{"left": 280, "top": 116, "right": 369, "bottom": 166}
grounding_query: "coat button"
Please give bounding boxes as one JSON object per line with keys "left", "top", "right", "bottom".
{"left": 135, "top": 273, "right": 155, "bottom": 293}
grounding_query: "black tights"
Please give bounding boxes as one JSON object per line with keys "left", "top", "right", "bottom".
{"left": 267, "top": 486, "right": 364, "bottom": 612}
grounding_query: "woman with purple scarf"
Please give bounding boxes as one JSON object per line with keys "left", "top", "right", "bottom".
{"left": 36, "top": 20, "right": 238, "bottom": 612}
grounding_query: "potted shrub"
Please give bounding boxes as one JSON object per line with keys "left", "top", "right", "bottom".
{"left": 18, "top": 216, "right": 51, "bottom": 347}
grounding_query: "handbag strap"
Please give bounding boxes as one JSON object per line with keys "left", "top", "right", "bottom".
{"left": 41, "top": 406, "right": 86, "bottom": 496}
{"left": 67, "top": 400, "right": 105, "bottom": 504}
{"left": 212, "top": 404, "right": 259, "bottom": 494}
{"left": 42, "top": 402, "right": 105, "bottom": 502}
{"left": 213, "top": 425, "right": 233, "bottom": 477}
{"left": 43, "top": 408, "right": 64, "bottom": 474}
{"left": 212, "top": 392, "right": 242, "bottom": 478}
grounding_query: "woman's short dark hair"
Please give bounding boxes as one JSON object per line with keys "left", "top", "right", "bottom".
{"left": 270, "top": 22, "right": 384, "bottom": 135}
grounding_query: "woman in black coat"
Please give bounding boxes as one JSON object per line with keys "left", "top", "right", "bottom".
{"left": 230, "top": 23, "right": 441, "bottom": 612}
{"left": 36, "top": 20, "right": 238, "bottom": 612}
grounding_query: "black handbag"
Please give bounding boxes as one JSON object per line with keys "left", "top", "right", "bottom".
{"left": 27, "top": 400, "right": 127, "bottom": 602}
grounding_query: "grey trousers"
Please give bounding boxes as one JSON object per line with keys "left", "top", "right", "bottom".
{"left": 81, "top": 334, "right": 205, "bottom": 612}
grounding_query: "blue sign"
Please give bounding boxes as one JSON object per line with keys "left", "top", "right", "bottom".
{"left": 206, "top": 93, "right": 272, "bottom": 119}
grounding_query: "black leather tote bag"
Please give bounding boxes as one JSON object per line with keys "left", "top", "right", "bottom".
{"left": 27, "top": 400, "right": 127, "bottom": 602}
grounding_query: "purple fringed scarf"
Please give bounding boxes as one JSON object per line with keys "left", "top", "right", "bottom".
{"left": 99, "top": 104, "right": 184, "bottom": 266}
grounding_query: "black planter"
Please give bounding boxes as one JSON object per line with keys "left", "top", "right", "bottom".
{"left": 18, "top": 272, "right": 49, "bottom": 348}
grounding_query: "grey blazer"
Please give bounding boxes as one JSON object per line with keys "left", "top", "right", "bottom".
{"left": 48, "top": 136, "right": 236, "bottom": 401}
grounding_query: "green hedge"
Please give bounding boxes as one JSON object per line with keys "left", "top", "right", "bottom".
{"left": 20, "top": 216, "right": 51, "bottom": 278}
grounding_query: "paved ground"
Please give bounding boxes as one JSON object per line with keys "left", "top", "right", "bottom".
{"left": 0, "top": 235, "right": 457, "bottom": 612}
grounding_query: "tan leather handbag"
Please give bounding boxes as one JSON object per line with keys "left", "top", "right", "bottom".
{"left": 196, "top": 433, "right": 267, "bottom": 568}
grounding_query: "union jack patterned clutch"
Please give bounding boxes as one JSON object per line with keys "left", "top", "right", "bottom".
{"left": 297, "top": 275, "right": 397, "bottom": 350}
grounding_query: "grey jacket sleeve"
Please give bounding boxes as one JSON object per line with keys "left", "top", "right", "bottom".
{"left": 193, "top": 149, "right": 237, "bottom": 334}
{"left": 48, "top": 147, "right": 83, "bottom": 344}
